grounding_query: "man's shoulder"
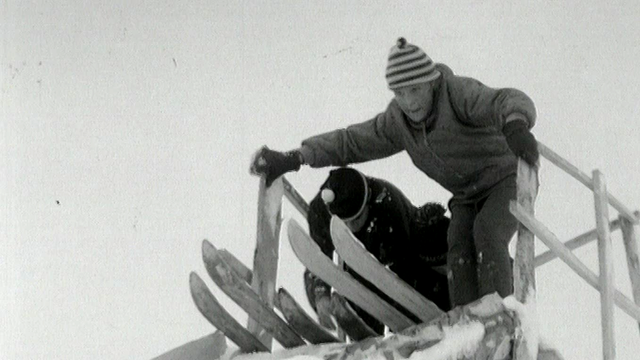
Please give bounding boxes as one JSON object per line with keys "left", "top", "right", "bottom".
{"left": 435, "top": 63, "right": 454, "bottom": 77}
{"left": 367, "top": 177, "right": 413, "bottom": 208}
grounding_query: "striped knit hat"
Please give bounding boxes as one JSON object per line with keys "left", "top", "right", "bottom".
{"left": 386, "top": 37, "right": 440, "bottom": 90}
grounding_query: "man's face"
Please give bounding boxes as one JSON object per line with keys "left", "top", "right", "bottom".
{"left": 392, "top": 82, "right": 434, "bottom": 123}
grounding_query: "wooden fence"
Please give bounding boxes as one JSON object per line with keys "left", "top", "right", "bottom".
{"left": 248, "top": 141, "right": 640, "bottom": 359}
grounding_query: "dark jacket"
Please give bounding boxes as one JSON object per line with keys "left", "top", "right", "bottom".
{"left": 299, "top": 64, "right": 536, "bottom": 204}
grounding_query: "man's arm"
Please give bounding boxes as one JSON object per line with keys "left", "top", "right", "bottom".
{"left": 298, "top": 107, "right": 404, "bottom": 168}
{"left": 445, "top": 67, "right": 539, "bottom": 165}
{"left": 250, "top": 106, "right": 404, "bottom": 186}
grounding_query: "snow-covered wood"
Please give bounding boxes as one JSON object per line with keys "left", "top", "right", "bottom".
{"left": 512, "top": 159, "right": 539, "bottom": 360}
{"left": 229, "top": 293, "right": 519, "bottom": 360}
{"left": 250, "top": 177, "right": 285, "bottom": 348}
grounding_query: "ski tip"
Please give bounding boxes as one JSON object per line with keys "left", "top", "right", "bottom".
{"left": 202, "top": 239, "right": 218, "bottom": 258}
{"left": 329, "top": 215, "right": 348, "bottom": 235}
{"left": 287, "top": 218, "right": 304, "bottom": 235}
{"left": 189, "top": 272, "right": 203, "bottom": 287}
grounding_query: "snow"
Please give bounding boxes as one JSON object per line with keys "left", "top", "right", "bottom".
{"left": 503, "top": 292, "right": 539, "bottom": 360}
{"left": 212, "top": 294, "right": 563, "bottom": 360}
{"left": 406, "top": 322, "right": 485, "bottom": 360}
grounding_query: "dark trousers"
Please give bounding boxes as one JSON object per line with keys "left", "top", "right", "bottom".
{"left": 447, "top": 177, "right": 518, "bottom": 307}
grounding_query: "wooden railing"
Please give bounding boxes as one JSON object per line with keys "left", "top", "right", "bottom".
{"left": 250, "top": 142, "right": 640, "bottom": 359}
{"left": 510, "top": 141, "right": 640, "bottom": 360}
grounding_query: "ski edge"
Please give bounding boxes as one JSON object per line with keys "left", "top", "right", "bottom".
{"left": 189, "top": 272, "right": 269, "bottom": 353}
{"left": 330, "top": 216, "right": 444, "bottom": 322}
{"left": 202, "top": 240, "right": 306, "bottom": 348}
{"left": 287, "top": 218, "right": 415, "bottom": 332}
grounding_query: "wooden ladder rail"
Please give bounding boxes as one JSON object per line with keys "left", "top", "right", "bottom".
{"left": 510, "top": 141, "right": 640, "bottom": 360}
{"left": 248, "top": 177, "right": 285, "bottom": 350}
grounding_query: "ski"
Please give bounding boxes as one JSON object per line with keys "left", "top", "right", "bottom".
{"left": 287, "top": 219, "right": 416, "bottom": 332}
{"left": 330, "top": 293, "right": 379, "bottom": 341}
{"left": 216, "top": 246, "right": 342, "bottom": 345}
{"left": 329, "top": 216, "right": 444, "bottom": 323}
{"left": 276, "top": 287, "right": 341, "bottom": 344}
{"left": 189, "top": 272, "right": 269, "bottom": 353}
{"left": 201, "top": 240, "right": 307, "bottom": 349}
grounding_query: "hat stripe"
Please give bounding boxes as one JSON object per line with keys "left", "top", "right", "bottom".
{"left": 386, "top": 59, "right": 433, "bottom": 79}
{"left": 388, "top": 46, "right": 419, "bottom": 61}
{"left": 387, "top": 53, "right": 428, "bottom": 70}
{"left": 388, "top": 70, "right": 435, "bottom": 87}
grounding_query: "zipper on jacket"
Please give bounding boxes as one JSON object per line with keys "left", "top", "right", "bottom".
{"left": 421, "top": 126, "right": 465, "bottom": 179}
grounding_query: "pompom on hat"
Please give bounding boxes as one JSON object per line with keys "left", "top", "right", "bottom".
{"left": 386, "top": 37, "right": 440, "bottom": 90}
{"left": 320, "top": 167, "right": 369, "bottom": 221}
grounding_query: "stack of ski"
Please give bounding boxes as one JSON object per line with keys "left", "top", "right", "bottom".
{"left": 286, "top": 216, "right": 446, "bottom": 338}
{"left": 329, "top": 216, "right": 444, "bottom": 322}
{"left": 287, "top": 219, "right": 416, "bottom": 332}
{"left": 188, "top": 176, "right": 448, "bottom": 354}
{"left": 189, "top": 239, "right": 341, "bottom": 355}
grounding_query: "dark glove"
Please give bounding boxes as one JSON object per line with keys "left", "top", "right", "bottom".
{"left": 503, "top": 120, "right": 539, "bottom": 166}
{"left": 250, "top": 146, "right": 303, "bottom": 187}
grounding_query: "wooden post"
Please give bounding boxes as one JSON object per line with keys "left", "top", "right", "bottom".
{"left": 593, "top": 170, "right": 616, "bottom": 360}
{"left": 248, "top": 177, "right": 284, "bottom": 349}
{"left": 620, "top": 215, "right": 640, "bottom": 334}
{"left": 512, "top": 159, "right": 539, "bottom": 360}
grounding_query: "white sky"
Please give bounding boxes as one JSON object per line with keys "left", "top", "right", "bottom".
{"left": 2, "top": 1, "right": 640, "bottom": 359}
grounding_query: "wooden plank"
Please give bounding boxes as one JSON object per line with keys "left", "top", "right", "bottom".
{"left": 621, "top": 216, "right": 640, "bottom": 334}
{"left": 534, "top": 218, "right": 624, "bottom": 267}
{"left": 189, "top": 272, "right": 269, "bottom": 353}
{"left": 203, "top": 240, "right": 306, "bottom": 348}
{"left": 510, "top": 202, "right": 640, "bottom": 321}
{"left": 593, "top": 170, "right": 616, "bottom": 360}
{"left": 537, "top": 141, "right": 638, "bottom": 224}
{"left": 249, "top": 177, "right": 284, "bottom": 349}
{"left": 512, "top": 160, "right": 538, "bottom": 360}
{"left": 282, "top": 176, "right": 310, "bottom": 218}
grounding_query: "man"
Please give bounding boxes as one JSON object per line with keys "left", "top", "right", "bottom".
{"left": 304, "top": 167, "right": 450, "bottom": 334}
{"left": 251, "top": 37, "right": 538, "bottom": 307}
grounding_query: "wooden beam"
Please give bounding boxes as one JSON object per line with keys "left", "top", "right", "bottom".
{"left": 248, "top": 177, "right": 284, "bottom": 349}
{"left": 621, "top": 216, "right": 640, "bottom": 334}
{"left": 282, "top": 176, "right": 310, "bottom": 218}
{"left": 534, "top": 218, "right": 623, "bottom": 267}
{"left": 537, "top": 142, "right": 638, "bottom": 224}
{"left": 593, "top": 171, "right": 616, "bottom": 360}
{"left": 512, "top": 160, "right": 539, "bottom": 360}
{"left": 510, "top": 202, "right": 640, "bottom": 322}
